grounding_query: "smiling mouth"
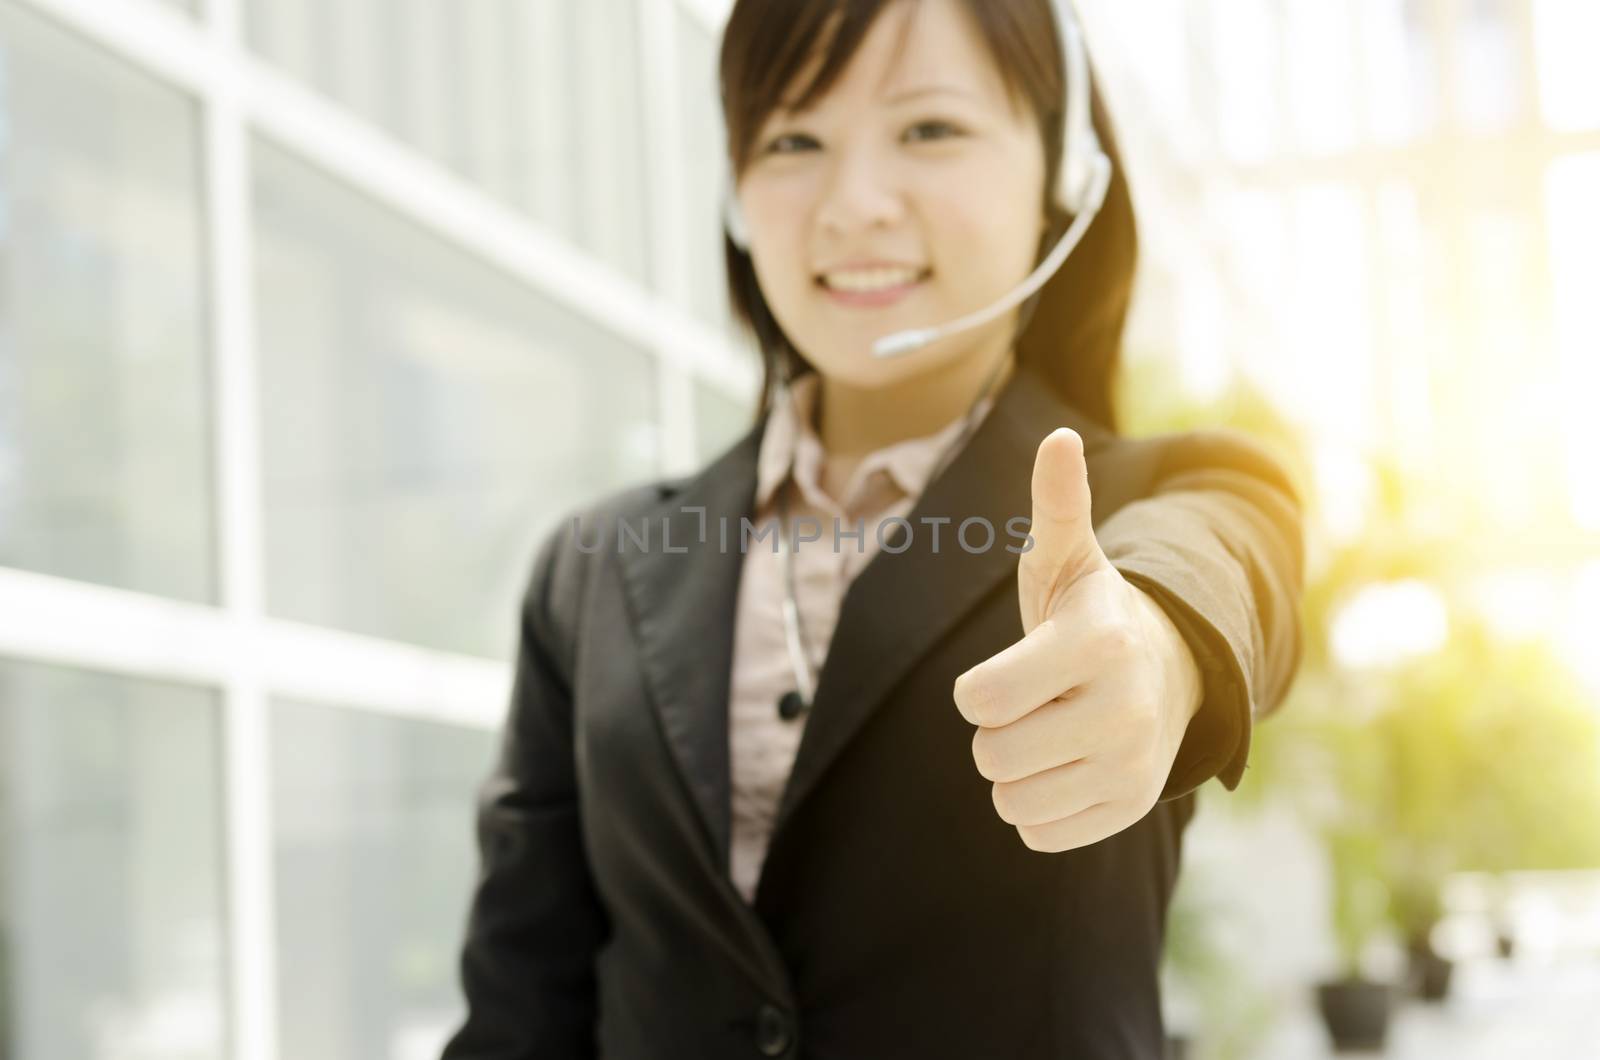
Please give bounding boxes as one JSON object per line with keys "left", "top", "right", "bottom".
{"left": 815, "top": 266, "right": 933, "bottom": 294}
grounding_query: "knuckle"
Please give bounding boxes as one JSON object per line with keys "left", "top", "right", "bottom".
{"left": 1095, "top": 619, "right": 1140, "bottom": 658}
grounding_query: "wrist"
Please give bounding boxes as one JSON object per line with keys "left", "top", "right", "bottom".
{"left": 1131, "top": 584, "right": 1204, "bottom": 726}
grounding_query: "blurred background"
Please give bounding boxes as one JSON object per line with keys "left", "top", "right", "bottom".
{"left": 0, "top": 0, "right": 1595, "bottom": 1058}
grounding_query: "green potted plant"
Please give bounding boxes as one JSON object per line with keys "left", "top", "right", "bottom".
{"left": 1367, "top": 656, "right": 1466, "bottom": 1004}
{"left": 1311, "top": 698, "right": 1401, "bottom": 1052}
{"left": 1318, "top": 829, "right": 1397, "bottom": 1051}
{"left": 1369, "top": 620, "right": 1600, "bottom": 996}
{"left": 1391, "top": 872, "right": 1452, "bottom": 1001}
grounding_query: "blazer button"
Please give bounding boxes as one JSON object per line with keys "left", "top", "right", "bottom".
{"left": 755, "top": 1002, "right": 792, "bottom": 1056}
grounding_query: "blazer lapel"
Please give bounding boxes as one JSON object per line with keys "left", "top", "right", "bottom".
{"left": 769, "top": 363, "right": 1113, "bottom": 842}
{"left": 616, "top": 417, "right": 764, "bottom": 873}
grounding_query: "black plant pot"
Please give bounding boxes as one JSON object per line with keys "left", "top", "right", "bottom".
{"left": 1495, "top": 929, "right": 1516, "bottom": 960}
{"left": 1316, "top": 978, "right": 1394, "bottom": 1053}
{"left": 1407, "top": 937, "right": 1454, "bottom": 1002}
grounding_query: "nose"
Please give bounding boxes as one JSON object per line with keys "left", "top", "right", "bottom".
{"left": 814, "top": 140, "right": 906, "bottom": 241}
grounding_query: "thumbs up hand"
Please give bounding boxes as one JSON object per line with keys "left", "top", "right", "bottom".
{"left": 952, "top": 428, "right": 1205, "bottom": 853}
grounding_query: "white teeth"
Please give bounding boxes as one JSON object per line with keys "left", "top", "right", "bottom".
{"left": 822, "top": 266, "right": 924, "bottom": 293}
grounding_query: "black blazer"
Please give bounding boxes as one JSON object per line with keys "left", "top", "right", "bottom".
{"left": 441, "top": 361, "right": 1304, "bottom": 1060}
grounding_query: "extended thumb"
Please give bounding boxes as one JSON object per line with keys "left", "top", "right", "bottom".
{"left": 1023, "top": 427, "right": 1103, "bottom": 588}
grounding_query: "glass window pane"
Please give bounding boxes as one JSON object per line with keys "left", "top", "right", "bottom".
{"left": 1455, "top": 0, "right": 1523, "bottom": 133}
{"left": 1284, "top": 0, "right": 1357, "bottom": 155}
{"left": 1220, "top": 189, "right": 1293, "bottom": 399}
{"left": 0, "top": 0, "right": 214, "bottom": 603}
{"left": 695, "top": 379, "right": 755, "bottom": 464}
{"left": 271, "top": 700, "right": 495, "bottom": 1060}
{"left": 1359, "top": 0, "right": 1440, "bottom": 143}
{"left": 1373, "top": 181, "right": 1434, "bottom": 463}
{"left": 1208, "top": 0, "right": 1282, "bottom": 163}
{"left": 0, "top": 659, "right": 227, "bottom": 1059}
{"left": 1097, "top": 0, "right": 1192, "bottom": 131}
{"left": 252, "top": 139, "right": 658, "bottom": 660}
{"left": 1465, "top": 210, "right": 1541, "bottom": 521}
{"left": 1288, "top": 184, "right": 1373, "bottom": 441}
{"left": 676, "top": 9, "right": 734, "bottom": 328}
{"left": 1532, "top": 0, "right": 1600, "bottom": 131}
{"left": 244, "top": 0, "right": 650, "bottom": 285}
{"left": 1545, "top": 152, "right": 1600, "bottom": 528}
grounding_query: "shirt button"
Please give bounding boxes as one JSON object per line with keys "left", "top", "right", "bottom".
{"left": 755, "top": 1001, "right": 792, "bottom": 1056}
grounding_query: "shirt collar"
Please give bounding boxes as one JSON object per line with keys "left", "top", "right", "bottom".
{"left": 754, "top": 371, "right": 1001, "bottom": 512}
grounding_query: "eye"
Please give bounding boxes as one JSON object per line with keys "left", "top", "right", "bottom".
{"left": 763, "top": 132, "right": 821, "bottom": 155}
{"left": 904, "top": 119, "right": 965, "bottom": 143}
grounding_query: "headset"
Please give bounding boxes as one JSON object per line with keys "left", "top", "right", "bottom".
{"left": 721, "top": 0, "right": 1113, "bottom": 360}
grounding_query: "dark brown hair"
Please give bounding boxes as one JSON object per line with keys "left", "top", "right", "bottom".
{"left": 718, "top": 0, "right": 1138, "bottom": 434}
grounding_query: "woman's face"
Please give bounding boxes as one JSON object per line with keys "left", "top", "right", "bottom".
{"left": 735, "top": 0, "right": 1049, "bottom": 391}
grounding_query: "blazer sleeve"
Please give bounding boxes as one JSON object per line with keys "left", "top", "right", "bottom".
{"left": 1094, "top": 429, "right": 1305, "bottom": 802}
{"left": 442, "top": 518, "right": 609, "bottom": 1059}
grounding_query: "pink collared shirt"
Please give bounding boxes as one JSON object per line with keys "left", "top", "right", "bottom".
{"left": 728, "top": 372, "right": 998, "bottom": 902}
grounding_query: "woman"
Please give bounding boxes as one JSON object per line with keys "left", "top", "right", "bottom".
{"left": 444, "top": 1, "right": 1303, "bottom": 1057}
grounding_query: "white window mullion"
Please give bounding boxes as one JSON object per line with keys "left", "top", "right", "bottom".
{"left": 639, "top": 0, "right": 699, "bottom": 476}
{"left": 575, "top": 3, "right": 626, "bottom": 274}
{"left": 525, "top": 0, "right": 570, "bottom": 235}
{"left": 0, "top": 567, "right": 510, "bottom": 730}
{"left": 204, "top": 0, "right": 278, "bottom": 1055}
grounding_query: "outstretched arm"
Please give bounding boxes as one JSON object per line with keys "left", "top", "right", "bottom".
{"left": 952, "top": 426, "right": 1305, "bottom": 853}
{"left": 1097, "top": 429, "right": 1306, "bottom": 801}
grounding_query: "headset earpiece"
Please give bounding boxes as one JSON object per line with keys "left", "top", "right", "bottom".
{"left": 1053, "top": 0, "right": 1097, "bottom": 216}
